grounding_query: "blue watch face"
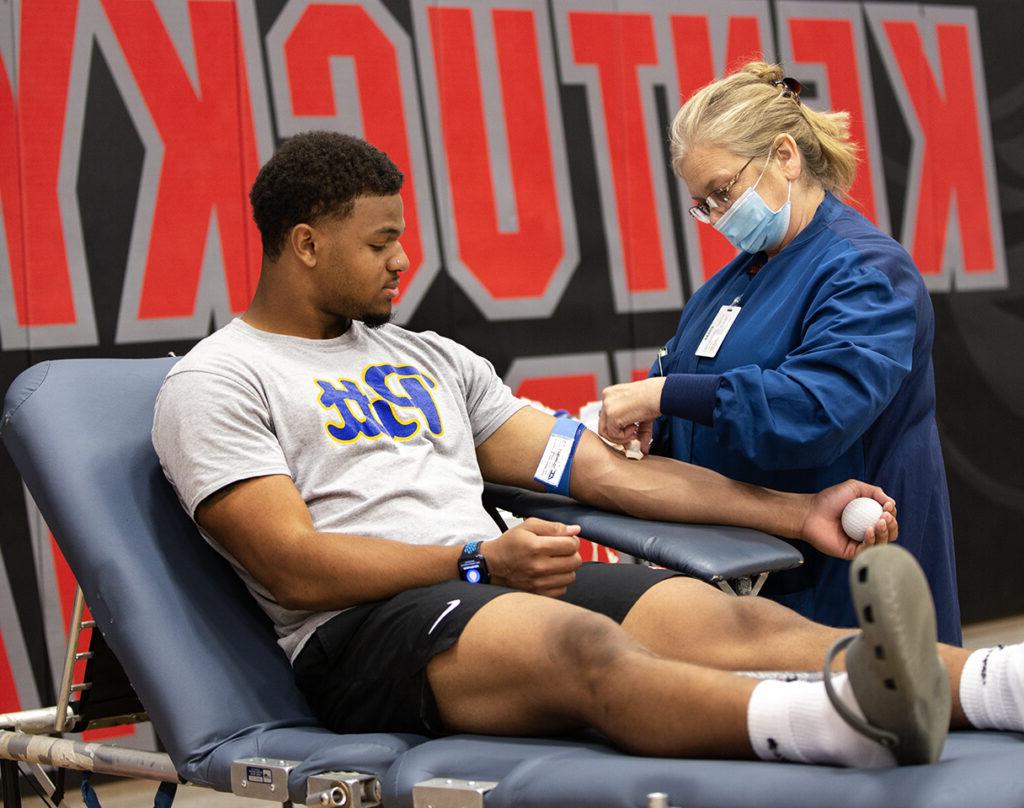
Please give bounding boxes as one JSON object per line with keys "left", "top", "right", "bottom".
{"left": 458, "top": 556, "right": 488, "bottom": 584}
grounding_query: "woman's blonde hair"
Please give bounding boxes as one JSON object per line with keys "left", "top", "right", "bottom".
{"left": 670, "top": 62, "right": 857, "bottom": 196}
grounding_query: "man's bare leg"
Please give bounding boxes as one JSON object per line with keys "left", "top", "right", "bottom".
{"left": 427, "top": 592, "right": 758, "bottom": 758}
{"left": 619, "top": 576, "right": 971, "bottom": 726}
{"left": 621, "top": 576, "right": 848, "bottom": 670}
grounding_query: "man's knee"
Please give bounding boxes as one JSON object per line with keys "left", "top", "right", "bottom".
{"left": 427, "top": 596, "right": 642, "bottom": 735}
{"left": 547, "top": 609, "right": 647, "bottom": 697}
{"left": 626, "top": 575, "right": 784, "bottom": 639}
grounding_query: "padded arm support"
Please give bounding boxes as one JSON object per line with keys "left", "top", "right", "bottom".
{"left": 483, "top": 483, "right": 803, "bottom": 583}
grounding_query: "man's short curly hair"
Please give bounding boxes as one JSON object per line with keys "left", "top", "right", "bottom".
{"left": 250, "top": 131, "right": 404, "bottom": 259}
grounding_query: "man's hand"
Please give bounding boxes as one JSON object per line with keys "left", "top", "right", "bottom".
{"left": 598, "top": 378, "right": 665, "bottom": 453}
{"left": 483, "top": 518, "right": 583, "bottom": 598}
{"left": 800, "top": 479, "right": 898, "bottom": 561}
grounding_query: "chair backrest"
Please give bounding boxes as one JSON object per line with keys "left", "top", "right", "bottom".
{"left": 1, "top": 359, "right": 323, "bottom": 774}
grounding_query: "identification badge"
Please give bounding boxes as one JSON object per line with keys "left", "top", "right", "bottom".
{"left": 534, "top": 431, "right": 575, "bottom": 489}
{"left": 533, "top": 418, "right": 584, "bottom": 495}
{"left": 695, "top": 305, "right": 741, "bottom": 358}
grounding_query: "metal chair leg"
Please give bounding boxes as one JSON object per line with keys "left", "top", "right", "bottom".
{"left": 55, "top": 586, "right": 87, "bottom": 732}
{"left": 1, "top": 757, "right": 24, "bottom": 808}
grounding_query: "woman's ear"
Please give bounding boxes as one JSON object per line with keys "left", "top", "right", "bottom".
{"left": 773, "top": 133, "right": 803, "bottom": 181}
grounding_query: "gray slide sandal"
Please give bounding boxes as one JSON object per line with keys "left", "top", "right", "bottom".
{"left": 823, "top": 545, "right": 950, "bottom": 765}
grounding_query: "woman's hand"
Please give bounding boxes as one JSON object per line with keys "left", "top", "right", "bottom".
{"left": 598, "top": 377, "right": 666, "bottom": 454}
{"left": 799, "top": 479, "right": 898, "bottom": 560}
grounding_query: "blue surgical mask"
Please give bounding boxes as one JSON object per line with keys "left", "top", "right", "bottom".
{"left": 713, "top": 157, "right": 792, "bottom": 254}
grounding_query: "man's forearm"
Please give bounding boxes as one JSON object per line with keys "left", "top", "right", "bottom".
{"left": 196, "top": 475, "right": 472, "bottom": 612}
{"left": 476, "top": 408, "right": 809, "bottom": 538}
{"left": 257, "top": 530, "right": 464, "bottom": 611}
{"left": 571, "top": 433, "right": 808, "bottom": 538}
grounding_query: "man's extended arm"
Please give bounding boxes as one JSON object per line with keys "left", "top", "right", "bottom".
{"left": 474, "top": 406, "right": 897, "bottom": 560}
{"left": 195, "top": 405, "right": 893, "bottom": 612}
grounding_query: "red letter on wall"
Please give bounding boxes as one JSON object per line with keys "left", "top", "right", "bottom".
{"left": 505, "top": 352, "right": 610, "bottom": 415}
{"left": 782, "top": 9, "right": 886, "bottom": 228}
{"left": 285, "top": 5, "right": 424, "bottom": 311}
{"left": 0, "top": 1, "right": 94, "bottom": 347}
{"left": 102, "top": 0, "right": 263, "bottom": 331}
{"left": 866, "top": 4, "right": 1006, "bottom": 290}
{"left": 268, "top": 0, "right": 438, "bottom": 323}
{"left": 415, "top": 0, "right": 577, "bottom": 319}
{"left": 571, "top": 12, "right": 664, "bottom": 297}
{"left": 671, "top": 12, "right": 765, "bottom": 284}
{"left": 0, "top": 634, "right": 22, "bottom": 712}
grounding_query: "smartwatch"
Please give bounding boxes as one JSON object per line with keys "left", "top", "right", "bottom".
{"left": 458, "top": 541, "right": 490, "bottom": 584}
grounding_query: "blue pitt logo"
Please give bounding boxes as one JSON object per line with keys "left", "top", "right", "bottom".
{"left": 315, "top": 363, "right": 443, "bottom": 443}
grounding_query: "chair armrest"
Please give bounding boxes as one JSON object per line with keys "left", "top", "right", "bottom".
{"left": 482, "top": 484, "right": 803, "bottom": 588}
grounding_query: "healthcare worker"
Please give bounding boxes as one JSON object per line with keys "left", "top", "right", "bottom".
{"left": 598, "top": 62, "right": 961, "bottom": 644}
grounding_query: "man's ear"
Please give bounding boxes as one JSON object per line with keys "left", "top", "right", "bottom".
{"left": 289, "top": 223, "right": 318, "bottom": 268}
{"left": 773, "top": 133, "right": 803, "bottom": 181}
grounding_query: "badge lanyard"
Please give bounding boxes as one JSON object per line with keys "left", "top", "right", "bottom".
{"left": 655, "top": 346, "right": 669, "bottom": 376}
{"left": 695, "top": 295, "right": 743, "bottom": 359}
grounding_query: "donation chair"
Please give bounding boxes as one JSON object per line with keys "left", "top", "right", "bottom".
{"left": 3, "top": 357, "right": 1024, "bottom": 808}
{"left": 0, "top": 356, "right": 799, "bottom": 807}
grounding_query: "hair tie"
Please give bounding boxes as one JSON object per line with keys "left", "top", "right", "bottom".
{"left": 772, "top": 76, "right": 802, "bottom": 104}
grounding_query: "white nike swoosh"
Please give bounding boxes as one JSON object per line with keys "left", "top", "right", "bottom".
{"left": 428, "top": 598, "right": 462, "bottom": 635}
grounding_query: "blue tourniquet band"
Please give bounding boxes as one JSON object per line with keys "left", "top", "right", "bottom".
{"left": 536, "top": 417, "right": 586, "bottom": 496}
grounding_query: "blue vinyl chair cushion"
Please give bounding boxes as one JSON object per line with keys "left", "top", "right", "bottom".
{"left": 383, "top": 730, "right": 1024, "bottom": 808}
{"left": 1, "top": 358, "right": 424, "bottom": 799}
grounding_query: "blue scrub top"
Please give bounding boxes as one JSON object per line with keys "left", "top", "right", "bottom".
{"left": 653, "top": 193, "right": 962, "bottom": 644}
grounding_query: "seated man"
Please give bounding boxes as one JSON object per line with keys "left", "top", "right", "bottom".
{"left": 153, "top": 131, "right": 1022, "bottom": 769}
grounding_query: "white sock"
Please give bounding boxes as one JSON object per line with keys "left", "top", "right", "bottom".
{"left": 747, "top": 675, "right": 897, "bottom": 768}
{"left": 960, "top": 644, "right": 1024, "bottom": 731}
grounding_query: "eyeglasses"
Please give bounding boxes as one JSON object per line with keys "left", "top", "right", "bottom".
{"left": 772, "top": 76, "right": 803, "bottom": 102}
{"left": 688, "top": 156, "right": 756, "bottom": 224}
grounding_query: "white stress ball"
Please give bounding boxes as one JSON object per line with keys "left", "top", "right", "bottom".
{"left": 841, "top": 497, "right": 884, "bottom": 542}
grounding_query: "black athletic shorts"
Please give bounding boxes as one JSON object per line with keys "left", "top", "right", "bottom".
{"left": 292, "top": 562, "right": 678, "bottom": 736}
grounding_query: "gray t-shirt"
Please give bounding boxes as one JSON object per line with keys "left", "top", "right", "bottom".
{"left": 152, "top": 318, "right": 526, "bottom": 660}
